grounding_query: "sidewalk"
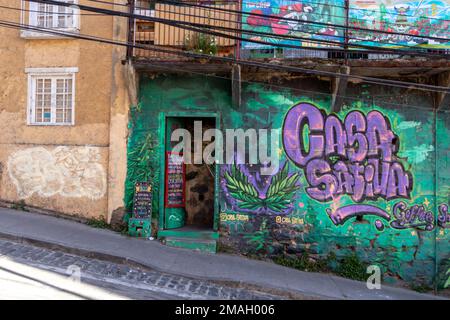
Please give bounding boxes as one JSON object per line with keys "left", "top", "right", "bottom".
{"left": 0, "top": 207, "right": 443, "bottom": 300}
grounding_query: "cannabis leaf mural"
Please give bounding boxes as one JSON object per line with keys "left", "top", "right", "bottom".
{"left": 224, "top": 163, "right": 300, "bottom": 213}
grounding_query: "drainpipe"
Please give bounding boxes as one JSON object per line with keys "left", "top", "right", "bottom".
{"left": 126, "top": 0, "right": 136, "bottom": 61}
{"left": 236, "top": 0, "right": 242, "bottom": 60}
{"left": 344, "top": 0, "right": 349, "bottom": 64}
{"left": 433, "top": 103, "right": 438, "bottom": 295}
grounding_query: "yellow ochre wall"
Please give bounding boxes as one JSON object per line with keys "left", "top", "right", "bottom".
{"left": 0, "top": 0, "right": 131, "bottom": 221}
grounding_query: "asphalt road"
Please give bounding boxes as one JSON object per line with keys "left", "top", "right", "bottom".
{"left": 0, "top": 239, "right": 280, "bottom": 300}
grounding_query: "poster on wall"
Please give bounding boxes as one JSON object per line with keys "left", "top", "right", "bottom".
{"left": 241, "top": 0, "right": 346, "bottom": 50}
{"left": 349, "top": 0, "right": 450, "bottom": 49}
{"left": 165, "top": 152, "right": 186, "bottom": 208}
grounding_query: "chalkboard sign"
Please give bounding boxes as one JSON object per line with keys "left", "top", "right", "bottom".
{"left": 132, "top": 182, "right": 152, "bottom": 218}
{"left": 165, "top": 152, "right": 185, "bottom": 208}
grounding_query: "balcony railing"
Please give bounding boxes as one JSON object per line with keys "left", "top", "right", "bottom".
{"left": 129, "top": 0, "right": 239, "bottom": 61}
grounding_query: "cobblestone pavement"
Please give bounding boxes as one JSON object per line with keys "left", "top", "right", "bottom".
{"left": 0, "top": 239, "right": 282, "bottom": 300}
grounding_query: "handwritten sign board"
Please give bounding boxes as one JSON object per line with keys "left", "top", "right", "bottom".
{"left": 165, "top": 152, "right": 185, "bottom": 208}
{"left": 132, "top": 182, "right": 152, "bottom": 218}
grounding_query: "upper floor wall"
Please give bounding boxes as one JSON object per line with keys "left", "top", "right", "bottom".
{"left": 129, "top": 0, "right": 450, "bottom": 62}
{"left": 0, "top": 0, "right": 116, "bottom": 147}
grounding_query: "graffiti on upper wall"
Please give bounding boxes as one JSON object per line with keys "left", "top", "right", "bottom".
{"left": 349, "top": 0, "right": 450, "bottom": 48}
{"left": 242, "top": 0, "right": 345, "bottom": 49}
{"left": 282, "top": 102, "right": 448, "bottom": 231}
{"left": 223, "top": 162, "right": 300, "bottom": 215}
{"left": 8, "top": 147, "right": 106, "bottom": 200}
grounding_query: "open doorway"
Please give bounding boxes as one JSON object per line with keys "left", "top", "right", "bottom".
{"left": 162, "top": 115, "right": 218, "bottom": 232}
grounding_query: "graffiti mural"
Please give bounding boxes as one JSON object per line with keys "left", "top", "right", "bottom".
{"left": 223, "top": 163, "right": 300, "bottom": 214}
{"left": 242, "top": 0, "right": 345, "bottom": 49}
{"left": 349, "top": 0, "right": 450, "bottom": 48}
{"left": 131, "top": 75, "right": 449, "bottom": 289}
{"left": 283, "top": 102, "right": 412, "bottom": 203}
{"left": 438, "top": 204, "right": 450, "bottom": 228}
{"left": 281, "top": 102, "right": 450, "bottom": 232}
{"left": 8, "top": 147, "right": 106, "bottom": 200}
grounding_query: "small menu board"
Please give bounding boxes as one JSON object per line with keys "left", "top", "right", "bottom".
{"left": 165, "top": 152, "right": 185, "bottom": 208}
{"left": 132, "top": 182, "right": 152, "bottom": 218}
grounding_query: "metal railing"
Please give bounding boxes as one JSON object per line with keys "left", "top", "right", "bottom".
{"left": 127, "top": 0, "right": 449, "bottom": 62}
{"left": 129, "top": 0, "right": 240, "bottom": 61}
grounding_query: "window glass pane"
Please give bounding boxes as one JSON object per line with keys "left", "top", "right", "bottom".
{"left": 32, "top": 75, "right": 73, "bottom": 124}
{"left": 34, "top": 2, "right": 75, "bottom": 28}
{"left": 57, "top": 5, "right": 67, "bottom": 28}
{"left": 34, "top": 77, "right": 52, "bottom": 123}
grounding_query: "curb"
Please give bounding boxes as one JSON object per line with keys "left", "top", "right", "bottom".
{"left": 0, "top": 231, "right": 321, "bottom": 300}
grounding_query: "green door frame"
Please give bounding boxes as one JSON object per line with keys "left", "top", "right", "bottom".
{"left": 158, "top": 111, "right": 221, "bottom": 232}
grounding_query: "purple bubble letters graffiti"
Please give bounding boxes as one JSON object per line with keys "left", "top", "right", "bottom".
{"left": 283, "top": 102, "right": 412, "bottom": 203}
{"left": 282, "top": 102, "right": 417, "bottom": 230}
{"left": 326, "top": 205, "right": 391, "bottom": 231}
{"left": 438, "top": 204, "right": 450, "bottom": 229}
{"left": 390, "top": 201, "right": 434, "bottom": 231}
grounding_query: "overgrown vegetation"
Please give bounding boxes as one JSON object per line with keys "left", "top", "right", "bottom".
{"left": 86, "top": 215, "right": 129, "bottom": 235}
{"left": 11, "top": 200, "right": 28, "bottom": 212}
{"left": 273, "top": 252, "right": 336, "bottom": 273}
{"left": 410, "top": 283, "right": 433, "bottom": 293}
{"left": 273, "top": 252, "right": 372, "bottom": 282}
{"left": 336, "top": 254, "right": 368, "bottom": 281}
{"left": 184, "top": 32, "right": 218, "bottom": 55}
{"left": 216, "top": 241, "right": 236, "bottom": 254}
{"left": 243, "top": 219, "right": 270, "bottom": 254}
{"left": 86, "top": 216, "right": 110, "bottom": 229}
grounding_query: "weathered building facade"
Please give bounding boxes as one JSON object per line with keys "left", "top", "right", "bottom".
{"left": 0, "top": 0, "right": 449, "bottom": 291}
{"left": 0, "top": 0, "right": 130, "bottom": 219}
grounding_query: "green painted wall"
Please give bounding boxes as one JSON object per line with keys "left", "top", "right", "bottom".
{"left": 126, "top": 74, "right": 450, "bottom": 290}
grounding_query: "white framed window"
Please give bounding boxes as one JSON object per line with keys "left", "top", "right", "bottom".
{"left": 21, "top": 0, "right": 80, "bottom": 38}
{"left": 26, "top": 68, "right": 78, "bottom": 126}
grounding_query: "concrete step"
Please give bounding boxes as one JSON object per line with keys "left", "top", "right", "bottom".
{"left": 163, "top": 237, "right": 217, "bottom": 254}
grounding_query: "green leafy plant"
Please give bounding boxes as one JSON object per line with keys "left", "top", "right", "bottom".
{"left": 11, "top": 200, "right": 28, "bottom": 212}
{"left": 184, "top": 32, "right": 218, "bottom": 55}
{"left": 273, "top": 252, "right": 335, "bottom": 273}
{"left": 224, "top": 163, "right": 300, "bottom": 212}
{"left": 445, "top": 268, "right": 450, "bottom": 289}
{"left": 86, "top": 215, "right": 109, "bottom": 229}
{"left": 336, "top": 254, "right": 368, "bottom": 281}
{"left": 243, "top": 219, "right": 269, "bottom": 253}
{"left": 410, "top": 283, "right": 433, "bottom": 293}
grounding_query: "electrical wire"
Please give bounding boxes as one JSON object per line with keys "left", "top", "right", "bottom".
{"left": 86, "top": 0, "right": 450, "bottom": 23}
{"left": 1, "top": 18, "right": 449, "bottom": 94}
{"left": 0, "top": 3, "right": 104, "bottom": 15}
{"left": 132, "top": 61, "right": 445, "bottom": 112}
{"left": 33, "top": 0, "right": 450, "bottom": 42}
{"left": 131, "top": 4, "right": 437, "bottom": 51}
{"left": 21, "top": 0, "right": 450, "bottom": 57}
{"left": 11, "top": 1, "right": 435, "bottom": 51}
{"left": 161, "top": 0, "right": 450, "bottom": 41}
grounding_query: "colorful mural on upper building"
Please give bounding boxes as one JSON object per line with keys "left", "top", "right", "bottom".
{"left": 241, "top": 0, "right": 450, "bottom": 51}
{"left": 349, "top": 0, "right": 450, "bottom": 49}
{"left": 241, "top": 0, "right": 346, "bottom": 49}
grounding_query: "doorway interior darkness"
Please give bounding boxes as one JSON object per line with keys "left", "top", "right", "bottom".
{"left": 159, "top": 113, "right": 219, "bottom": 233}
